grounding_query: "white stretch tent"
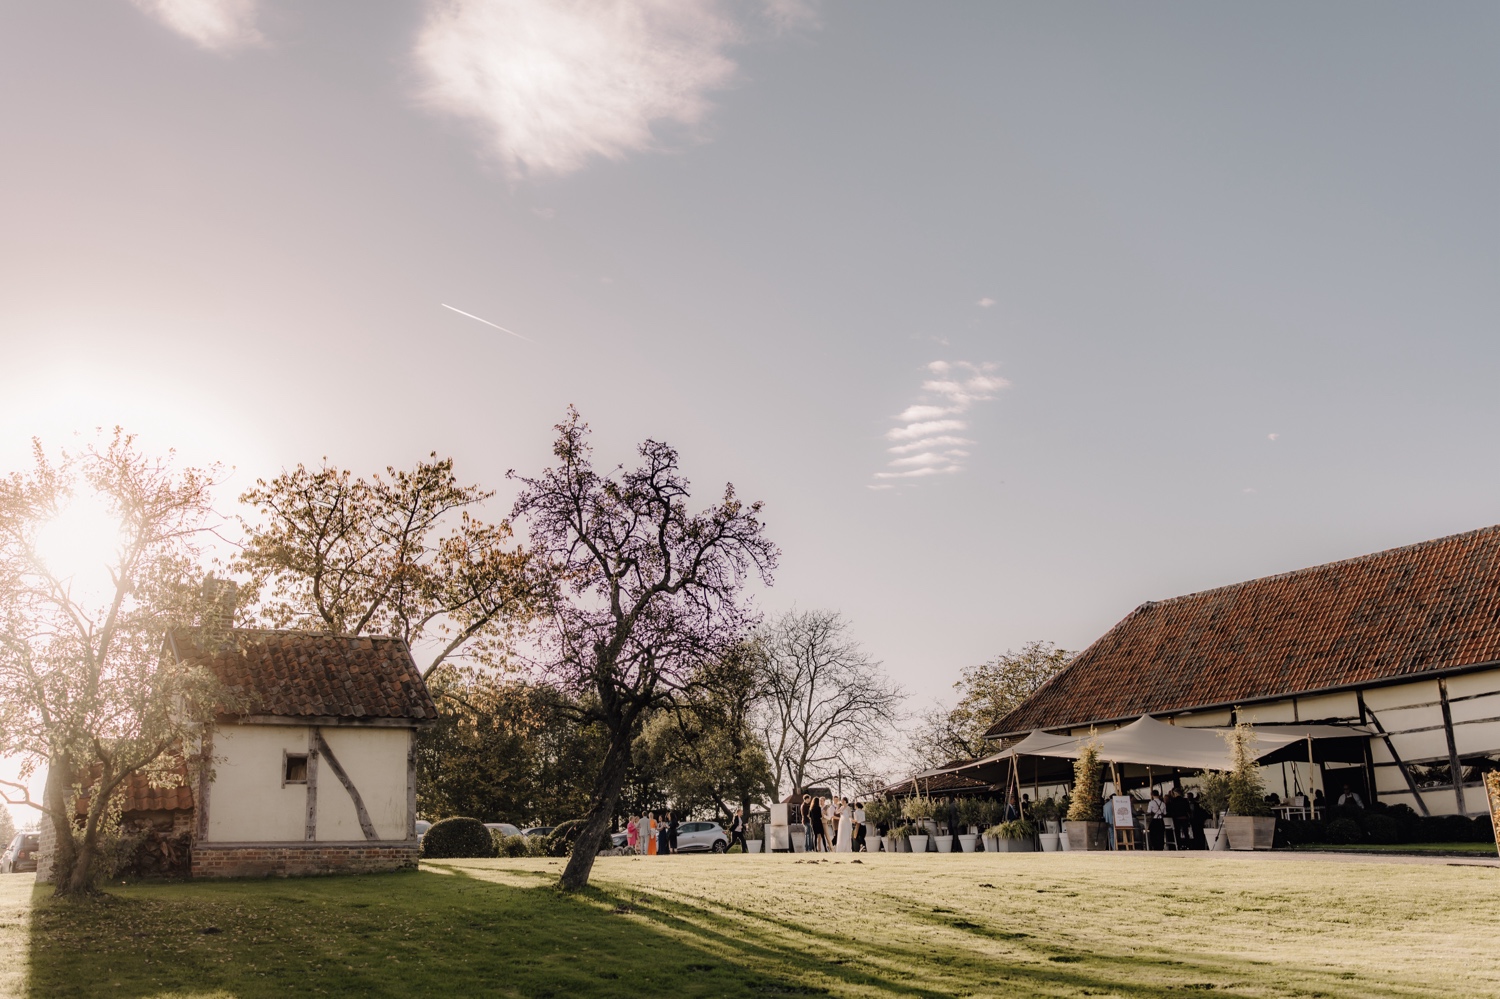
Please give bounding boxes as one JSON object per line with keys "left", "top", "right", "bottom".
{"left": 953, "top": 716, "right": 1367, "bottom": 774}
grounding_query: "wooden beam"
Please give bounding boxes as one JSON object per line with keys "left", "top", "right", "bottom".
{"left": 1361, "top": 701, "right": 1430, "bottom": 816}
{"left": 305, "top": 728, "right": 319, "bottom": 841}
{"left": 196, "top": 725, "right": 215, "bottom": 842}
{"left": 1438, "top": 678, "right": 1469, "bottom": 815}
{"left": 314, "top": 728, "right": 379, "bottom": 841}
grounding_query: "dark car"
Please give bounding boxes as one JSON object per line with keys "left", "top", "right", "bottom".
{"left": 2, "top": 832, "right": 39, "bottom": 874}
{"left": 522, "top": 826, "right": 554, "bottom": 838}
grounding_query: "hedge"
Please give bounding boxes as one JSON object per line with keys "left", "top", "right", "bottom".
{"left": 420, "top": 817, "right": 499, "bottom": 859}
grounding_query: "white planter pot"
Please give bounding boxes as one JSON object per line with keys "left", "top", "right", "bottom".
{"left": 982, "top": 834, "right": 998, "bottom": 853}
{"left": 880, "top": 836, "right": 895, "bottom": 854}
{"left": 1208, "top": 825, "right": 1229, "bottom": 851}
{"left": 746, "top": 839, "right": 762, "bottom": 854}
{"left": 1039, "top": 832, "right": 1060, "bottom": 852}
{"left": 935, "top": 835, "right": 953, "bottom": 853}
{"left": 1057, "top": 829, "right": 1071, "bottom": 851}
{"left": 958, "top": 834, "right": 977, "bottom": 853}
{"left": 908, "top": 834, "right": 929, "bottom": 854}
{"left": 997, "top": 837, "right": 1035, "bottom": 853}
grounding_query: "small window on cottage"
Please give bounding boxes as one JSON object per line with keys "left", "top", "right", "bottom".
{"left": 284, "top": 753, "right": 309, "bottom": 785}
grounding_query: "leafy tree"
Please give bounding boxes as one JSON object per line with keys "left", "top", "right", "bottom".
{"left": 909, "top": 640, "right": 1073, "bottom": 768}
{"left": 0, "top": 808, "right": 16, "bottom": 853}
{"left": 511, "top": 410, "right": 776, "bottom": 890}
{"left": 634, "top": 644, "right": 776, "bottom": 820}
{"left": 415, "top": 673, "right": 607, "bottom": 825}
{"left": 0, "top": 433, "right": 231, "bottom": 895}
{"left": 754, "top": 610, "right": 902, "bottom": 797}
{"left": 236, "top": 456, "right": 535, "bottom": 678}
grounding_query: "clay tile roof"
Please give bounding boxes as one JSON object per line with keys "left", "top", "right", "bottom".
{"left": 77, "top": 759, "right": 194, "bottom": 815}
{"left": 881, "top": 771, "right": 993, "bottom": 796}
{"left": 988, "top": 524, "right": 1500, "bottom": 738}
{"left": 169, "top": 628, "right": 438, "bottom": 723}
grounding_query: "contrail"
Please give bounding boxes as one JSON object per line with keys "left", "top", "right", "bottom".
{"left": 442, "top": 303, "right": 533, "bottom": 342}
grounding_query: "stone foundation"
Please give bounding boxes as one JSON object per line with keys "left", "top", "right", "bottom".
{"left": 191, "top": 842, "right": 418, "bottom": 879}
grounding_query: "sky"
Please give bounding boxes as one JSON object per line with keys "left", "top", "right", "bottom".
{"left": 1, "top": 1, "right": 1497, "bottom": 798}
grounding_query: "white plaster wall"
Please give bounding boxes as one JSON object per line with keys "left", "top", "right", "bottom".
{"left": 316, "top": 727, "right": 410, "bottom": 842}
{"left": 1364, "top": 679, "right": 1440, "bottom": 713}
{"left": 205, "top": 724, "right": 312, "bottom": 842}
{"left": 1294, "top": 691, "right": 1359, "bottom": 721}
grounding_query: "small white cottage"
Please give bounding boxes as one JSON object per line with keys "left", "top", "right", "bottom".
{"left": 172, "top": 627, "right": 438, "bottom": 877}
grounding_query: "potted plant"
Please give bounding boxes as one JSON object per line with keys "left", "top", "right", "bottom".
{"left": 888, "top": 823, "right": 912, "bottom": 852}
{"left": 1033, "top": 798, "right": 1062, "bottom": 852}
{"left": 1220, "top": 723, "right": 1275, "bottom": 850}
{"left": 1063, "top": 739, "right": 1109, "bottom": 851}
{"left": 902, "top": 795, "right": 934, "bottom": 853}
{"left": 865, "top": 800, "right": 892, "bottom": 852}
{"left": 976, "top": 800, "right": 1001, "bottom": 851}
{"left": 1196, "top": 771, "right": 1231, "bottom": 850}
{"left": 987, "top": 818, "right": 1036, "bottom": 852}
{"left": 746, "top": 819, "right": 764, "bottom": 854}
{"left": 956, "top": 798, "right": 980, "bottom": 852}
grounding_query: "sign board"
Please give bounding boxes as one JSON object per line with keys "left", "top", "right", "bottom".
{"left": 1485, "top": 772, "right": 1500, "bottom": 858}
{"left": 1111, "top": 795, "right": 1135, "bottom": 829}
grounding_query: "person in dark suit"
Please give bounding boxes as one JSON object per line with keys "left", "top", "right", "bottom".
{"left": 810, "top": 796, "right": 829, "bottom": 852}
{"left": 667, "top": 811, "right": 680, "bottom": 853}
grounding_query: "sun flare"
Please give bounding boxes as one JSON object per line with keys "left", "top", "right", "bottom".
{"left": 31, "top": 491, "right": 124, "bottom": 599}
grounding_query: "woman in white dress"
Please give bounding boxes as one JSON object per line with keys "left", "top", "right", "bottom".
{"left": 836, "top": 796, "right": 853, "bottom": 852}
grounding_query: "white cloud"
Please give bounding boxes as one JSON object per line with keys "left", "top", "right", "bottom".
{"left": 977, "top": 297, "right": 995, "bottom": 308}
{"left": 1268, "top": 433, "right": 1279, "bottom": 441}
{"left": 872, "top": 360, "right": 1007, "bottom": 486}
{"left": 886, "top": 435, "right": 973, "bottom": 455}
{"left": 130, "top": 0, "right": 263, "bottom": 51}
{"left": 414, "top": 0, "right": 807, "bottom": 179}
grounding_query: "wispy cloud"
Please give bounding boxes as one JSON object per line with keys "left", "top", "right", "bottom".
{"left": 130, "top": 0, "right": 263, "bottom": 51}
{"left": 873, "top": 361, "right": 1007, "bottom": 487}
{"left": 977, "top": 297, "right": 995, "bottom": 308}
{"left": 413, "top": 0, "right": 812, "bottom": 179}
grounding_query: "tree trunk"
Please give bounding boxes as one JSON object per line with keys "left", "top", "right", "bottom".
{"left": 43, "top": 755, "right": 79, "bottom": 897}
{"left": 557, "top": 730, "right": 632, "bottom": 891}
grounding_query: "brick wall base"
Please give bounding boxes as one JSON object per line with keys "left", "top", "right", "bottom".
{"left": 191, "top": 842, "right": 418, "bottom": 879}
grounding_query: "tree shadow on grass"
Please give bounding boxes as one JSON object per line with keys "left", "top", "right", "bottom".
{"left": 26, "top": 868, "right": 1446, "bottom": 999}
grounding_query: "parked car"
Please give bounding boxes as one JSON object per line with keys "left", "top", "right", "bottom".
{"left": 415, "top": 820, "right": 432, "bottom": 845}
{"left": 674, "top": 821, "right": 729, "bottom": 853}
{"left": 2, "top": 832, "right": 39, "bottom": 874}
{"left": 522, "top": 826, "right": 554, "bottom": 838}
{"left": 484, "top": 822, "right": 522, "bottom": 839}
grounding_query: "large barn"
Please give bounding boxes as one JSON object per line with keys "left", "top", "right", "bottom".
{"left": 978, "top": 525, "right": 1500, "bottom": 817}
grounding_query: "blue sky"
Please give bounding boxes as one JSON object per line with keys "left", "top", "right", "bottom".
{"left": 1, "top": 1, "right": 1496, "bottom": 724}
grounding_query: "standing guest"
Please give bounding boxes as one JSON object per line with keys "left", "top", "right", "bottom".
{"left": 823, "top": 798, "right": 835, "bottom": 849}
{"left": 626, "top": 816, "right": 639, "bottom": 853}
{"left": 853, "top": 801, "right": 867, "bottom": 852}
{"left": 1102, "top": 794, "right": 1116, "bottom": 850}
{"left": 801, "top": 795, "right": 814, "bottom": 851}
{"left": 668, "top": 810, "right": 680, "bottom": 854}
{"left": 811, "top": 796, "right": 830, "bottom": 852}
{"left": 649, "top": 812, "right": 660, "bottom": 856}
{"left": 1146, "top": 789, "right": 1167, "bottom": 850}
{"left": 837, "top": 797, "right": 853, "bottom": 853}
{"left": 657, "top": 811, "right": 671, "bottom": 856}
{"left": 1019, "top": 794, "right": 1032, "bottom": 820}
{"left": 728, "top": 808, "right": 747, "bottom": 853}
{"left": 945, "top": 796, "right": 961, "bottom": 844}
{"left": 1165, "top": 788, "right": 1192, "bottom": 849}
{"left": 1187, "top": 792, "right": 1210, "bottom": 850}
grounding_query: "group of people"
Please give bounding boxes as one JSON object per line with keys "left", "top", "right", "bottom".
{"left": 798, "top": 795, "right": 868, "bottom": 852}
{"left": 625, "top": 810, "right": 680, "bottom": 855}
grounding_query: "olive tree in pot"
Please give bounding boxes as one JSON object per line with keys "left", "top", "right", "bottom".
{"left": 977, "top": 799, "right": 1002, "bottom": 851}
{"left": 1197, "top": 771, "right": 1231, "bottom": 850}
{"left": 1033, "top": 798, "right": 1062, "bottom": 851}
{"left": 1220, "top": 723, "right": 1275, "bottom": 850}
{"left": 1063, "top": 740, "right": 1109, "bottom": 851}
{"left": 864, "top": 800, "right": 893, "bottom": 852}
{"left": 956, "top": 798, "right": 981, "bottom": 852}
{"left": 902, "top": 795, "right": 934, "bottom": 853}
{"left": 746, "top": 819, "right": 764, "bottom": 854}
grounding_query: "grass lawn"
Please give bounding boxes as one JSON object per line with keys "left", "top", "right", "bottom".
{"left": 1294, "top": 842, "right": 1498, "bottom": 855}
{"left": 4, "top": 851, "right": 1499, "bottom": 998}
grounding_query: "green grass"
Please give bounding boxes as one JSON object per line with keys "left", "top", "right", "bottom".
{"left": 1293, "top": 841, "right": 1497, "bottom": 855}
{"left": 5, "top": 851, "right": 1500, "bottom": 998}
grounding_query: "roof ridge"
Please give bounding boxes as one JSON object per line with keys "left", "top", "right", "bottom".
{"left": 1146, "top": 523, "right": 1500, "bottom": 607}
{"left": 178, "top": 625, "right": 406, "bottom": 643}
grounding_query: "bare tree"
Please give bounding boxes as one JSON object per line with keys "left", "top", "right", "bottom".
{"left": 755, "top": 610, "right": 902, "bottom": 797}
{"left": 0, "top": 432, "right": 232, "bottom": 895}
{"left": 236, "top": 455, "right": 535, "bottom": 679}
{"left": 511, "top": 410, "right": 777, "bottom": 890}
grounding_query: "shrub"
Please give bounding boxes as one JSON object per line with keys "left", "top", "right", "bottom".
{"left": 1280, "top": 818, "right": 1327, "bottom": 845}
{"left": 995, "top": 818, "right": 1035, "bottom": 840}
{"left": 1326, "top": 817, "right": 1363, "bottom": 844}
{"left": 545, "top": 819, "right": 586, "bottom": 857}
{"left": 1362, "top": 813, "right": 1400, "bottom": 845}
{"left": 1474, "top": 814, "right": 1496, "bottom": 844}
{"left": 1439, "top": 814, "right": 1474, "bottom": 842}
{"left": 421, "top": 817, "right": 498, "bottom": 859}
{"left": 1066, "top": 741, "right": 1102, "bottom": 821}
{"left": 496, "top": 834, "right": 531, "bottom": 858}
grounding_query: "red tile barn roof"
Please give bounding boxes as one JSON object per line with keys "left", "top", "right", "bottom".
{"left": 988, "top": 525, "right": 1500, "bottom": 737}
{"left": 169, "top": 629, "right": 438, "bottom": 723}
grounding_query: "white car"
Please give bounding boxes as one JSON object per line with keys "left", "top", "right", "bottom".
{"left": 674, "top": 821, "right": 729, "bottom": 853}
{"left": 415, "top": 820, "right": 432, "bottom": 845}
{"left": 484, "top": 822, "right": 523, "bottom": 839}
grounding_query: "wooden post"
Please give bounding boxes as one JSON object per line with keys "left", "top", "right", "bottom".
{"left": 1438, "top": 678, "right": 1469, "bottom": 815}
{"left": 305, "top": 727, "right": 319, "bottom": 841}
{"left": 1361, "top": 702, "right": 1429, "bottom": 816}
